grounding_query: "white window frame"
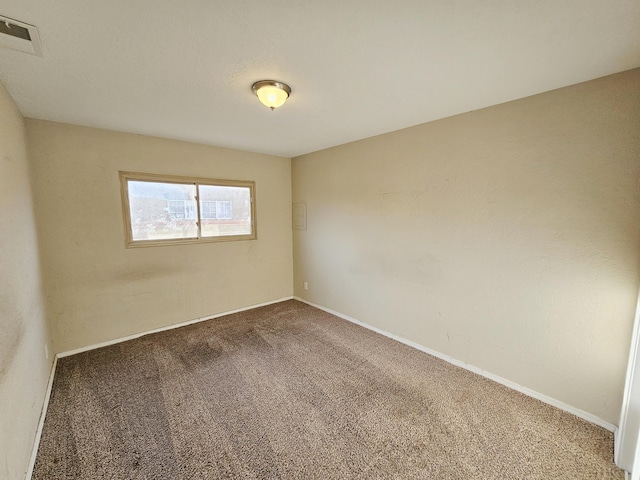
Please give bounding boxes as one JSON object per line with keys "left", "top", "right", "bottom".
{"left": 119, "top": 171, "right": 256, "bottom": 248}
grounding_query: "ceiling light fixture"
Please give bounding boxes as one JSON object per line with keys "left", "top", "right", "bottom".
{"left": 252, "top": 80, "right": 291, "bottom": 110}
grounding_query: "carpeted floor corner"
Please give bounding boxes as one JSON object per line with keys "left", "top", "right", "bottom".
{"left": 33, "top": 300, "right": 624, "bottom": 479}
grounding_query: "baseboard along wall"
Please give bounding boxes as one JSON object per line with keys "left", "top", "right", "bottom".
{"left": 56, "top": 297, "right": 295, "bottom": 358}
{"left": 25, "top": 356, "right": 58, "bottom": 480}
{"left": 26, "top": 296, "right": 294, "bottom": 480}
{"left": 26, "top": 295, "right": 617, "bottom": 479}
{"left": 292, "top": 296, "right": 617, "bottom": 434}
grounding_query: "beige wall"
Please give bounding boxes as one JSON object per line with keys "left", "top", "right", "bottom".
{"left": 292, "top": 69, "right": 640, "bottom": 425}
{"left": 0, "top": 84, "right": 52, "bottom": 478}
{"left": 26, "top": 121, "right": 293, "bottom": 353}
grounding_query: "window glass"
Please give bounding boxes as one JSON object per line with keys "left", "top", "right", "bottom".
{"left": 199, "top": 185, "right": 252, "bottom": 238}
{"left": 128, "top": 181, "right": 198, "bottom": 241}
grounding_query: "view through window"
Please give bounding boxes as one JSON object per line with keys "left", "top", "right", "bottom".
{"left": 120, "top": 172, "right": 256, "bottom": 246}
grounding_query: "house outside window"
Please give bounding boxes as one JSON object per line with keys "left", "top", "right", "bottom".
{"left": 201, "top": 200, "right": 232, "bottom": 220}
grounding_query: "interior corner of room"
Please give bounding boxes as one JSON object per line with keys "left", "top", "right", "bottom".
{"left": 1, "top": 2, "right": 639, "bottom": 478}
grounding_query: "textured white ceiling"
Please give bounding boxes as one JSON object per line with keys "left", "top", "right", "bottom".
{"left": 0, "top": 1, "right": 639, "bottom": 157}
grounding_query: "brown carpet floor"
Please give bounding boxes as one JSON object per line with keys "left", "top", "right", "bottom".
{"left": 33, "top": 300, "right": 623, "bottom": 479}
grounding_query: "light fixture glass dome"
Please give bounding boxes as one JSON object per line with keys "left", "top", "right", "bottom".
{"left": 252, "top": 80, "right": 291, "bottom": 110}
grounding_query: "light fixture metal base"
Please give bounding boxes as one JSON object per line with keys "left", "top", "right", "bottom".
{"left": 251, "top": 80, "right": 291, "bottom": 96}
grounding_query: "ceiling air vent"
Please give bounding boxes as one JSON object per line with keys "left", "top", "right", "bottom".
{"left": 0, "top": 15, "right": 42, "bottom": 56}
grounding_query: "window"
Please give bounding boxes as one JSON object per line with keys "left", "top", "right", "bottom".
{"left": 120, "top": 172, "right": 256, "bottom": 247}
{"left": 168, "top": 200, "right": 194, "bottom": 219}
{"left": 201, "top": 200, "right": 232, "bottom": 220}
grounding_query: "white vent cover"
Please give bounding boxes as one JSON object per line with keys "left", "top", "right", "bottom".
{"left": 0, "top": 15, "right": 42, "bottom": 56}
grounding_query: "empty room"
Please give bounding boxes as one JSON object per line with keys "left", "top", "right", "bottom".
{"left": 1, "top": 1, "right": 640, "bottom": 479}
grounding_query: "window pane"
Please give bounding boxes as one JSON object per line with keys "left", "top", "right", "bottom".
{"left": 199, "top": 185, "right": 252, "bottom": 237}
{"left": 128, "top": 181, "right": 198, "bottom": 241}
{"left": 201, "top": 201, "right": 215, "bottom": 219}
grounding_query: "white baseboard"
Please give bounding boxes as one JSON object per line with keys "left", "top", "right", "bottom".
{"left": 27, "top": 297, "right": 295, "bottom": 479}
{"left": 57, "top": 296, "right": 294, "bottom": 358}
{"left": 25, "top": 355, "right": 58, "bottom": 480}
{"left": 294, "top": 296, "right": 617, "bottom": 433}
{"left": 31, "top": 293, "right": 616, "bottom": 480}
